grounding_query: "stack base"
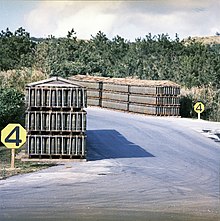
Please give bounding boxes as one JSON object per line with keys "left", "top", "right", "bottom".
{"left": 21, "top": 158, "right": 86, "bottom": 162}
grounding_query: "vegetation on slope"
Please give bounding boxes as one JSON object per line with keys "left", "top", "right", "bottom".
{"left": 0, "top": 27, "right": 219, "bottom": 126}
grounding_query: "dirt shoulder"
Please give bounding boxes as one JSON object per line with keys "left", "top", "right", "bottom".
{"left": 0, "top": 146, "right": 56, "bottom": 180}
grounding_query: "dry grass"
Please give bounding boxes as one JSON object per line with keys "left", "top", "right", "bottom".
{"left": 0, "top": 68, "right": 48, "bottom": 92}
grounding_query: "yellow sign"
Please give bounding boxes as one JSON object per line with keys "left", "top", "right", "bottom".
{"left": 1, "top": 124, "right": 26, "bottom": 149}
{"left": 194, "top": 102, "right": 205, "bottom": 114}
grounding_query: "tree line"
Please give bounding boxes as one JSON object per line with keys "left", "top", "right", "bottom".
{"left": 0, "top": 27, "right": 220, "bottom": 128}
{"left": 1, "top": 27, "right": 220, "bottom": 88}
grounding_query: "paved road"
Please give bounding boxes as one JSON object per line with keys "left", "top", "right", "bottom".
{"left": 0, "top": 107, "right": 220, "bottom": 221}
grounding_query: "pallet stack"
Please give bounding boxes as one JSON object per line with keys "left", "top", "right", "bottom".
{"left": 25, "top": 77, "right": 87, "bottom": 159}
{"left": 69, "top": 75, "right": 180, "bottom": 116}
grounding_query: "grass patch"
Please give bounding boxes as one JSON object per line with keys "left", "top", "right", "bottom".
{"left": 0, "top": 146, "right": 56, "bottom": 180}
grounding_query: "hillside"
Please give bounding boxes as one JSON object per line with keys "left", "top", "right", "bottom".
{"left": 184, "top": 35, "right": 220, "bottom": 45}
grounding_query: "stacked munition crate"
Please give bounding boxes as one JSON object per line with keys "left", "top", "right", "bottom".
{"left": 25, "top": 77, "right": 87, "bottom": 159}
{"left": 69, "top": 75, "right": 108, "bottom": 107}
{"left": 128, "top": 84, "right": 180, "bottom": 115}
{"left": 69, "top": 75, "right": 180, "bottom": 116}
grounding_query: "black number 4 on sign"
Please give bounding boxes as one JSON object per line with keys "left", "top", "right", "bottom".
{"left": 5, "top": 126, "right": 22, "bottom": 146}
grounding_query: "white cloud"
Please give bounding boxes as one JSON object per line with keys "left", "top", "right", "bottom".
{"left": 25, "top": 1, "right": 121, "bottom": 38}
{"left": 54, "top": 4, "right": 117, "bottom": 39}
{"left": 25, "top": 0, "right": 220, "bottom": 40}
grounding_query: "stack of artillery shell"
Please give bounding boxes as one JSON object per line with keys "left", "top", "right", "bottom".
{"left": 69, "top": 75, "right": 180, "bottom": 116}
{"left": 25, "top": 77, "right": 87, "bottom": 159}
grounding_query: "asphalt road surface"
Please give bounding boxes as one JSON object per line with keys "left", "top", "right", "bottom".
{"left": 0, "top": 107, "right": 220, "bottom": 221}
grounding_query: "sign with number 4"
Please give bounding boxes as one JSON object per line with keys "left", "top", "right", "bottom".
{"left": 1, "top": 124, "right": 26, "bottom": 149}
{"left": 194, "top": 102, "right": 205, "bottom": 120}
{"left": 194, "top": 102, "right": 205, "bottom": 114}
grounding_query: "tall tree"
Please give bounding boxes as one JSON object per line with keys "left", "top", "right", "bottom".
{"left": 0, "top": 27, "right": 36, "bottom": 71}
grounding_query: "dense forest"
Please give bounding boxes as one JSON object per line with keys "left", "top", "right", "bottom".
{"left": 0, "top": 27, "right": 220, "bottom": 130}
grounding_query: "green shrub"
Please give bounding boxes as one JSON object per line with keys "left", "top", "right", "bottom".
{"left": 0, "top": 87, "right": 25, "bottom": 131}
{"left": 180, "top": 95, "right": 194, "bottom": 118}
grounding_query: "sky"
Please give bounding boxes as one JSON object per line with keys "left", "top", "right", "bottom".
{"left": 0, "top": 0, "right": 219, "bottom": 40}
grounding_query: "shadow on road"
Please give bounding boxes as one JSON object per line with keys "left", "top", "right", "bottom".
{"left": 87, "top": 130, "right": 155, "bottom": 161}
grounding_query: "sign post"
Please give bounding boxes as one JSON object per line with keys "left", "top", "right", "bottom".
{"left": 1, "top": 124, "right": 26, "bottom": 170}
{"left": 194, "top": 102, "right": 205, "bottom": 120}
{"left": 11, "top": 149, "right": 15, "bottom": 169}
